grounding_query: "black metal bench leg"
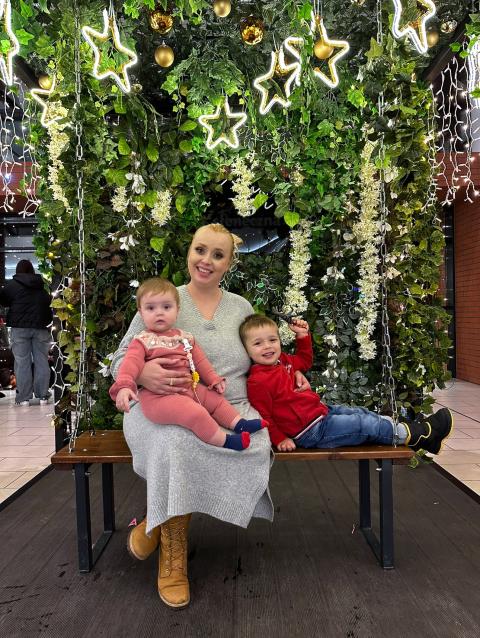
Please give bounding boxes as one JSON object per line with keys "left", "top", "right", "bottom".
{"left": 74, "top": 463, "right": 93, "bottom": 573}
{"left": 378, "top": 459, "right": 394, "bottom": 569}
{"left": 102, "top": 463, "right": 115, "bottom": 533}
{"left": 359, "top": 459, "right": 371, "bottom": 529}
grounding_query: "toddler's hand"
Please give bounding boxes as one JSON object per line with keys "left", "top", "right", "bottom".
{"left": 214, "top": 380, "right": 226, "bottom": 394}
{"left": 288, "top": 318, "right": 309, "bottom": 337}
{"left": 116, "top": 388, "right": 138, "bottom": 413}
{"left": 277, "top": 438, "right": 296, "bottom": 452}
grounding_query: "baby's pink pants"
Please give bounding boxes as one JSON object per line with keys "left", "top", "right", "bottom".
{"left": 139, "top": 385, "right": 239, "bottom": 445}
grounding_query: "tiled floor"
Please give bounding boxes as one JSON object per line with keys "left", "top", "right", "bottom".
{"left": 0, "top": 379, "right": 479, "bottom": 504}
{"left": 0, "top": 390, "right": 55, "bottom": 503}
{"left": 433, "top": 378, "right": 480, "bottom": 497}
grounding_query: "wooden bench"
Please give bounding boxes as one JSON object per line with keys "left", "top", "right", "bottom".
{"left": 51, "top": 430, "right": 413, "bottom": 573}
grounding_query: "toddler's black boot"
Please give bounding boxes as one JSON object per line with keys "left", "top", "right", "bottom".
{"left": 405, "top": 407, "right": 453, "bottom": 455}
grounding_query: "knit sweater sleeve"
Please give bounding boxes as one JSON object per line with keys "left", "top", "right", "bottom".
{"left": 191, "top": 340, "right": 224, "bottom": 388}
{"left": 110, "top": 312, "right": 146, "bottom": 379}
{"left": 109, "top": 339, "right": 146, "bottom": 400}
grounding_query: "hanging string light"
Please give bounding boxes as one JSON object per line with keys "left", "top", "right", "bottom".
{"left": 0, "top": 0, "right": 20, "bottom": 86}
{"left": 198, "top": 97, "right": 247, "bottom": 149}
{"left": 82, "top": 1, "right": 138, "bottom": 94}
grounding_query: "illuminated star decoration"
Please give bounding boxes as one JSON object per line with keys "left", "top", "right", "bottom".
{"left": 253, "top": 36, "right": 303, "bottom": 115}
{"left": 310, "top": 15, "right": 349, "bottom": 89}
{"left": 391, "top": 0, "right": 436, "bottom": 55}
{"left": 198, "top": 97, "right": 247, "bottom": 150}
{"left": 82, "top": 8, "right": 138, "bottom": 93}
{"left": 30, "top": 77, "right": 64, "bottom": 128}
{"left": 0, "top": 0, "right": 20, "bottom": 86}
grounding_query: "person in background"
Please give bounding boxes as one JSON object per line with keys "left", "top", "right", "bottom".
{"left": 0, "top": 259, "right": 53, "bottom": 406}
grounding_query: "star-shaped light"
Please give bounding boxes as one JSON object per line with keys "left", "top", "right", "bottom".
{"left": 198, "top": 97, "right": 247, "bottom": 150}
{"left": 0, "top": 0, "right": 20, "bottom": 86}
{"left": 82, "top": 8, "right": 138, "bottom": 93}
{"left": 310, "top": 15, "right": 349, "bottom": 89}
{"left": 391, "top": 0, "right": 437, "bottom": 55}
{"left": 253, "top": 43, "right": 302, "bottom": 115}
{"left": 30, "top": 77, "right": 65, "bottom": 128}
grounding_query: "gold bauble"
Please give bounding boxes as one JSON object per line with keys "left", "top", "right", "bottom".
{"left": 440, "top": 20, "right": 457, "bottom": 34}
{"left": 38, "top": 73, "right": 53, "bottom": 90}
{"left": 240, "top": 16, "right": 264, "bottom": 46}
{"left": 149, "top": 9, "right": 173, "bottom": 34}
{"left": 154, "top": 45, "right": 175, "bottom": 68}
{"left": 426, "top": 28, "right": 439, "bottom": 48}
{"left": 314, "top": 39, "right": 334, "bottom": 60}
{"left": 213, "top": 0, "right": 231, "bottom": 18}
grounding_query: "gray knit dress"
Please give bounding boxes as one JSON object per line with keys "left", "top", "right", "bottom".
{"left": 110, "top": 285, "right": 274, "bottom": 534}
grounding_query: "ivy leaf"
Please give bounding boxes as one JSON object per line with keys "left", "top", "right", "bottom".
{"left": 114, "top": 98, "right": 127, "bottom": 114}
{"left": 38, "top": 0, "right": 50, "bottom": 12}
{"left": 143, "top": 190, "right": 157, "bottom": 208}
{"left": 15, "top": 29, "right": 35, "bottom": 45}
{"left": 118, "top": 135, "right": 131, "bottom": 155}
{"left": 179, "top": 120, "right": 197, "bottom": 131}
{"left": 284, "top": 211, "right": 300, "bottom": 227}
{"left": 172, "top": 165, "right": 184, "bottom": 186}
{"left": 20, "top": 0, "right": 34, "bottom": 18}
{"left": 146, "top": 139, "right": 159, "bottom": 162}
{"left": 365, "top": 38, "right": 383, "bottom": 61}
{"left": 104, "top": 168, "right": 127, "bottom": 186}
{"left": 150, "top": 237, "right": 165, "bottom": 253}
{"left": 175, "top": 193, "right": 188, "bottom": 213}
{"left": 179, "top": 140, "right": 192, "bottom": 153}
{"left": 253, "top": 193, "right": 268, "bottom": 209}
{"left": 471, "top": 87, "right": 480, "bottom": 99}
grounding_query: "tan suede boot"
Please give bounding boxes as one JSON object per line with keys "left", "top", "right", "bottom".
{"left": 158, "top": 514, "right": 191, "bottom": 609}
{"left": 127, "top": 517, "right": 160, "bottom": 561}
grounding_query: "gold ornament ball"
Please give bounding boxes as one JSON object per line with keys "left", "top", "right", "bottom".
{"left": 154, "top": 45, "right": 175, "bottom": 68}
{"left": 440, "top": 20, "right": 457, "bottom": 34}
{"left": 149, "top": 10, "right": 173, "bottom": 34}
{"left": 240, "top": 16, "right": 264, "bottom": 46}
{"left": 38, "top": 73, "right": 53, "bottom": 90}
{"left": 426, "top": 28, "right": 439, "bottom": 48}
{"left": 314, "top": 39, "right": 334, "bottom": 60}
{"left": 213, "top": 0, "right": 231, "bottom": 18}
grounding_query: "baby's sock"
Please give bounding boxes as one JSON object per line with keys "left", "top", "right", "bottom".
{"left": 223, "top": 432, "right": 250, "bottom": 451}
{"left": 234, "top": 418, "right": 268, "bottom": 434}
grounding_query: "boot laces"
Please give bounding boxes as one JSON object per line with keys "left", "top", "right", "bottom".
{"left": 164, "top": 520, "right": 187, "bottom": 572}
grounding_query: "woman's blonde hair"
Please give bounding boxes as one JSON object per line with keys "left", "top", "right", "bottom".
{"left": 191, "top": 223, "right": 243, "bottom": 267}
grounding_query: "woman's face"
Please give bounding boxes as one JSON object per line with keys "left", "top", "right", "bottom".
{"left": 187, "top": 228, "right": 233, "bottom": 288}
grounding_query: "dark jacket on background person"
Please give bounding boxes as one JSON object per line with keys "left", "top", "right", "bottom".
{"left": 0, "top": 273, "right": 53, "bottom": 329}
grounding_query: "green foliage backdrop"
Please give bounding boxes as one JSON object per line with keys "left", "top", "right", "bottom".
{"left": 11, "top": 0, "right": 466, "bottom": 428}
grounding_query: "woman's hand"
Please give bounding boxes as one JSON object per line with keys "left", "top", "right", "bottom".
{"left": 277, "top": 438, "right": 296, "bottom": 452}
{"left": 214, "top": 380, "right": 226, "bottom": 394}
{"left": 294, "top": 370, "right": 311, "bottom": 393}
{"left": 116, "top": 388, "right": 138, "bottom": 413}
{"left": 137, "top": 357, "right": 191, "bottom": 395}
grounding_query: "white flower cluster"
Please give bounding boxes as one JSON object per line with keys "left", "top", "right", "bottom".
{"left": 353, "top": 141, "right": 381, "bottom": 361}
{"left": 231, "top": 153, "right": 258, "bottom": 217}
{"left": 111, "top": 186, "right": 129, "bottom": 213}
{"left": 151, "top": 190, "right": 172, "bottom": 226}
{"left": 46, "top": 108, "right": 71, "bottom": 212}
{"left": 279, "top": 219, "right": 312, "bottom": 344}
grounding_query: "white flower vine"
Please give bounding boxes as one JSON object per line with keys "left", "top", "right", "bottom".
{"left": 353, "top": 141, "right": 381, "bottom": 361}
{"left": 151, "top": 190, "right": 172, "bottom": 226}
{"left": 279, "top": 219, "right": 312, "bottom": 344}
{"left": 111, "top": 186, "right": 128, "bottom": 213}
{"left": 45, "top": 104, "right": 70, "bottom": 212}
{"left": 231, "top": 153, "right": 258, "bottom": 217}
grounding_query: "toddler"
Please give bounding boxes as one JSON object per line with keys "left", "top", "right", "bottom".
{"left": 110, "top": 278, "right": 267, "bottom": 451}
{"left": 239, "top": 314, "right": 453, "bottom": 454}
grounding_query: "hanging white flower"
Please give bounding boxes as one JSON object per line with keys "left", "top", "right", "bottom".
{"left": 353, "top": 141, "right": 382, "bottom": 361}
{"left": 125, "top": 172, "right": 146, "bottom": 194}
{"left": 129, "top": 279, "right": 139, "bottom": 288}
{"left": 98, "top": 353, "right": 114, "bottom": 378}
{"left": 151, "top": 190, "right": 172, "bottom": 226}
{"left": 111, "top": 186, "right": 129, "bottom": 213}
{"left": 119, "top": 235, "right": 139, "bottom": 251}
{"left": 279, "top": 219, "right": 312, "bottom": 344}
{"left": 231, "top": 153, "right": 258, "bottom": 217}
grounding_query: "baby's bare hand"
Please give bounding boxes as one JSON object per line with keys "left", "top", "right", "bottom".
{"left": 116, "top": 388, "right": 138, "bottom": 413}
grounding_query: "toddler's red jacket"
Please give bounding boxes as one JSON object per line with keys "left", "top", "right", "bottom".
{"left": 247, "top": 334, "right": 328, "bottom": 447}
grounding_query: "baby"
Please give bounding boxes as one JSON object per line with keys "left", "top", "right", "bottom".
{"left": 239, "top": 314, "right": 453, "bottom": 454}
{"left": 110, "top": 278, "right": 267, "bottom": 451}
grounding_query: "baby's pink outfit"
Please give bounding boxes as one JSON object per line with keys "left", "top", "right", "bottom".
{"left": 109, "top": 328, "right": 239, "bottom": 444}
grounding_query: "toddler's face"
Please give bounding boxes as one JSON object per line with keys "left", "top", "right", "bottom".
{"left": 139, "top": 292, "right": 178, "bottom": 332}
{"left": 244, "top": 325, "right": 281, "bottom": 366}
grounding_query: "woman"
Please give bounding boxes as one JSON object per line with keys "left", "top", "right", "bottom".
{"left": 0, "top": 259, "right": 52, "bottom": 405}
{"left": 110, "top": 223, "right": 309, "bottom": 608}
